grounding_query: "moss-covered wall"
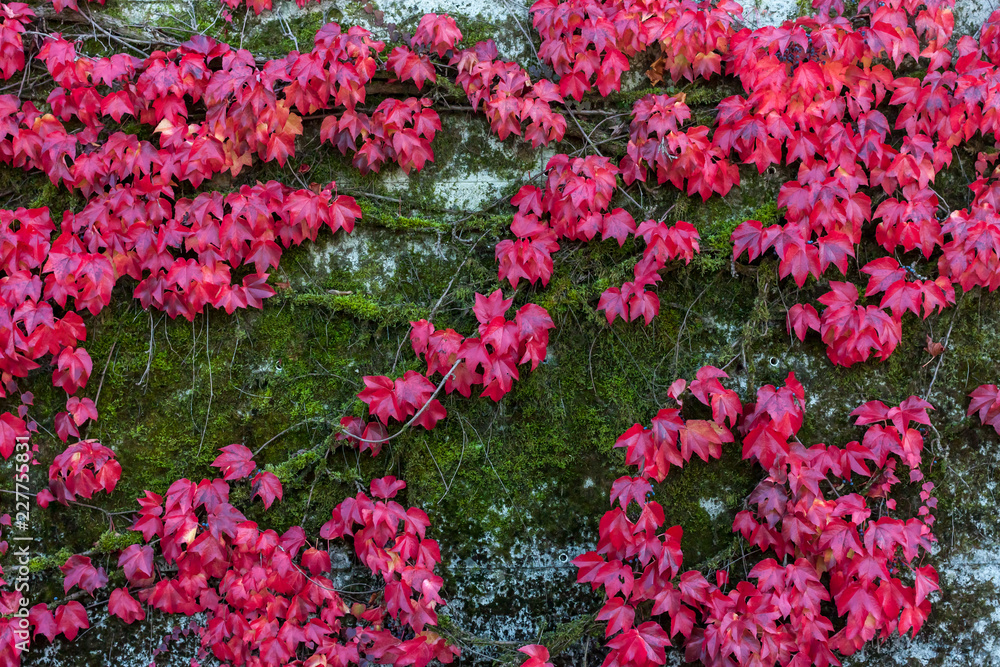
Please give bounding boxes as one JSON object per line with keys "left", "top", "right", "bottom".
{"left": 4, "top": 1, "right": 1000, "bottom": 666}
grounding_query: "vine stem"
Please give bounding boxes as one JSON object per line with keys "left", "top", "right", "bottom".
{"left": 926, "top": 293, "right": 964, "bottom": 398}
{"left": 197, "top": 310, "right": 213, "bottom": 457}
{"left": 253, "top": 417, "right": 327, "bottom": 456}
{"left": 83, "top": 340, "right": 117, "bottom": 441}
{"left": 348, "top": 359, "right": 463, "bottom": 446}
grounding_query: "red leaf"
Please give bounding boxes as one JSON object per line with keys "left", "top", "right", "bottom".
{"left": 60, "top": 554, "right": 107, "bottom": 594}
{"left": 251, "top": 471, "right": 283, "bottom": 509}
{"left": 387, "top": 46, "right": 436, "bottom": 89}
{"left": 606, "top": 622, "right": 671, "bottom": 664}
{"left": 473, "top": 289, "right": 513, "bottom": 324}
{"left": 371, "top": 475, "right": 406, "bottom": 499}
{"left": 66, "top": 396, "right": 98, "bottom": 426}
{"left": 413, "top": 13, "right": 463, "bottom": 58}
{"left": 517, "top": 644, "right": 554, "bottom": 667}
{"left": 54, "top": 601, "right": 89, "bottom": 641}
{"left": 597, "top": 596, "right": 635, "bottom": 636}
{"left": 861, "top": 257, "right": 906, "bottom": 296}
{"left": 53, "top": 347, "right": 93, "bottom": 395}
{"left": 108, "top": 588, "right": 146, "bottom": 624}
{"left": 610, "top": 476, "right": 652, "bottom": 510}
{"left": 210, "top": 444, "right": 256, "bottom": 480}
{"left": 242, "top": 273, "right": 276, "bottom": 310}
{"left": 30, "top": 604, "right": 58, "bottom": 642}
{"left": 359, "top": 375, "right": 404, "bottom": 424}
{"left": 787, "top": 303, "right": 820, "bottom": 341}
{"left": 914, "top": 565, "right": 939, "bottom": 606}
{"left": 601, "top": 208, "right": 636, "bottom": 246}
{"left": 680, "top": 419, "right": 732, "bottom": 462}
{"left": 118, "top": 544, "right": 155, "bottom": 582}
{"left": 0, "top": 412, "right": 27, "bottom": 459}
{"left": 597, "top": 287, "right": 628, "bottom": 325}
{"left": 969, "top": 384, "right": 1000, "bottom": 434}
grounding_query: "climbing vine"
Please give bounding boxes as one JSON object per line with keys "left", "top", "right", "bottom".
{"left": 0, "top": 0, "right": 999, "bottom": 664}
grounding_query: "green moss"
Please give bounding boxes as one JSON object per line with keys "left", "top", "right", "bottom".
{"left": 457, "top": 17, "right": 512, "bottom": 50}
{"left": 292, "top": 291, "right": 428, "bottom": 323}
{"left": 390, "top": 215, "right": 448, "bottom": 231}
{"left": 607, "top": 77, "right": 743, "bottom": 110}
{"left": 54, "top": 548, "right": 74, "bottom": 569}
{"left": 27, "top": 557, "right": 50, "bottom": 574}
{"left": 400, "top": 271, "right": 760, "bottom": 560}
{"left": 294, "top": 292, "right": 379, "bottom": 319}
{"left": 94, "top": 530, "right": 144, "bottom": 554}
{"left": 265, "top": 446, "right": 324, "bottom": 484}
{"left": 356, "top": 198, "right": 450, "bottom": 231}
{"left": 675, "top": 170, "right": 782, "bottom": 274}
{"left": 608, "top": 87, "right": 662, "bottom": 109}
{"left": 3, "top": 153, "right": 799, "bottom": 653}
{"left": 27, "top": 179, "right": 81, "bottom": 215}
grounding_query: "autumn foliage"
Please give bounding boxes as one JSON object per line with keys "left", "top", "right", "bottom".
{"left": 1, "top": 0, "right": 1000, "bottom": 664}
{"left": 26, "top": 445, "right": 458, "bottom": 667}
{"left": 575, "top": 370, "right": 939, "bottom": 667}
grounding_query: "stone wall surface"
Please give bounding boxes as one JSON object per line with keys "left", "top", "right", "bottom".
{"left": 5, "top": 0, "right": 1000, "bottom": 666}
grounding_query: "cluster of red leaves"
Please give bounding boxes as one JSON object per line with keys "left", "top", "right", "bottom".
{"left": 0, "top": 178, "right": 356, "bottom": 459}
{"left": 11, "top": 600, "right": 90, "bottom": 659}
{"left": 358, "top": 365, "right": 448, "bottom": 428}
{"left": 475, "top": 0, "right": 989, "bottom": 374}
{"left": 716, "top": 1, "right": 1000, "bottom": 365}
{"left": 451, "top": 39, "right": 567, "bottom": 147}
{"left": 33, "top": 438, "right": 121, "bottom": 507}
{"left": 0, "top": 207, "right": 88, "bottom": 375}
{"left": 0, "top": 14, "right": 455, "bottom": 663}
{"left": 620, "top": 93, "right": 739, "bottom": 200}
{"left": 319, "top": 17, "right": 456, "bottom": 172}
{"left": 782, "top": 252, "right": 959, "bottom": 365}
{"left": 12, "top": 445, "right": 458, "bottom": 667}
{"left": 342, "top": 290, "right": 555, "bottom": 456}
{"left": 787, "top": 282, "right": 902, "bottom": 367}
{"left": 410, "top": 290, "right": 555, "bottom": 400}
{"left": 529, "top": 0, "right": 741, "bottom": 94}
{"left": 58, "top": 554, "right": 108, "bottom": 595}
{"left": 0, "top": 3, "right": 29, "bottom": 80}
{"left": 598, "top": 220, "right": 701, "bottom": 326}
{"left": 500, "top": 154, "right": 626, "bottom": 289}
{"left": 613, "top": 365, "right": 740, "bottom": 482}
{"left": 411, "top": 13, "right": 464, "bottom": 59}
{"left": 53, "top": 395, "right": 96, "bottom": 442}
{"left": 35, "top": 24, "right": 393, "bottom": 180}
{"left": 322, "top": 97, "right": 441, "bottom": 174}
{"left": 131, "top": 184, "right": 358, "bottom": 318}
{"left": 319, "top": 475, "right": 459, "bottom": 666}
{"left": 213, "top": 444, "right": 284, "bottom": 508}
{"left": 0, "top": 24, "right": 379, "bottom": 464}
{"left": 528, "top": 0, "right": 629, "bottom": 99}
{"left": 385, "top": 13, "right": 464, "bottom": 90}
{"left": 500, "top": 149, "right": 699, "bottom": 328}
{"left": 479, "top": 0, "right": 999, "bottom": 376}
{"left": 571, "top": 369, "right": 939, "bottom": 667}
{"left": 938, "top": 172, "right": 1000, "bottom": 292}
